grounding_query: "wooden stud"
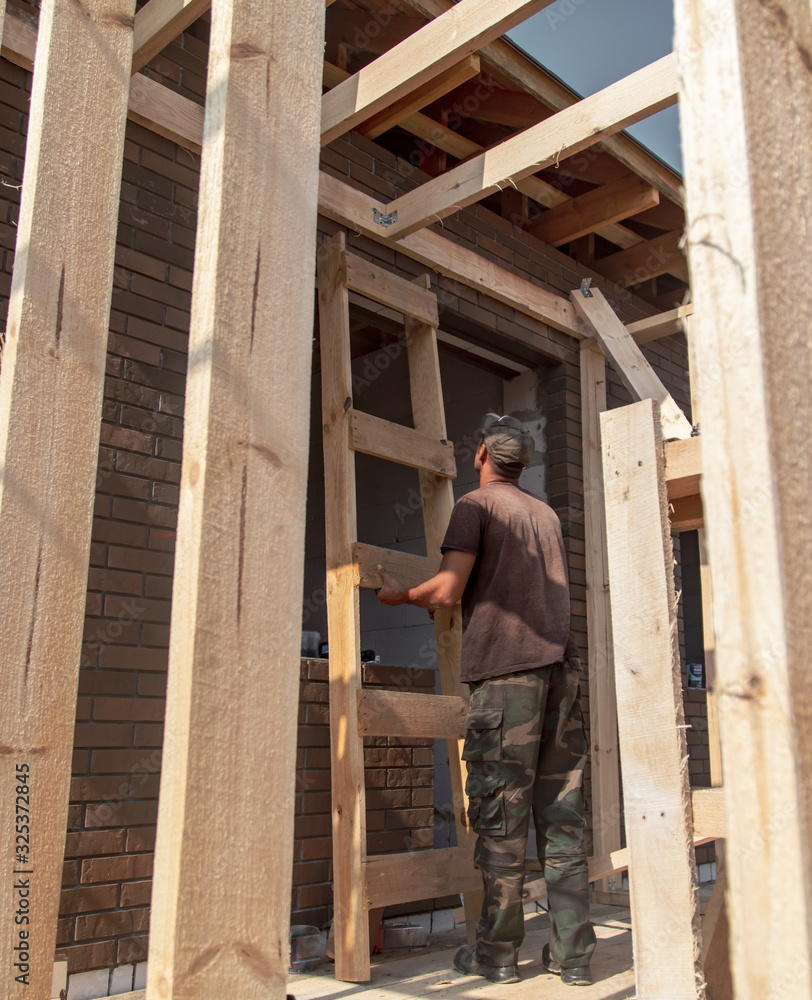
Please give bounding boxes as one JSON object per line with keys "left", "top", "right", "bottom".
{"left": 579, "top": 343, "right": 622, "bottom": 894}
{"left": 320, "top": 0, "right": 557, "bottom": 146}
{"left": 676, "top": 5, "right": 812, "bottom": 992}
{"left": 528, "top": 173, "right": 660, "bottom": 247}
{"left": 572, "top": 285, "right": 693, "bottom": 441}
{"left": 0, "top": 3, "right": 135, "bottom": 998}
{"left": 317, "top": 233, "right": 370, "bottom": 982}
{"left": 601, "top": 399, "right": 702, "bottom": 999}
{"left": 357, "top": 54, "right": 481, "bottom": 139}
{"left": 626, "top": 303, "right": 694, "bottom": 345}
{"left": 353, "top": 542, "right": 440, "bottom": 590}
{"left": 358, "top": 690, "right": 467, "bottom": 739}
{"left": 343, "top": 250, "right": 439, "bottom": 326}
{"left": 145, "top": 3, "right": 325, "bottom": 998}
{"left": 665, "top": 437, "right": 701, "bottom": 500}
{"left": 131, "top": 0, "right": 210, "bottom": 73}
{"left": 380, "top": 55, "right": 678, "bottom": 239}
{"left": 594, "top": 229, "right": 688, "bottom": 288}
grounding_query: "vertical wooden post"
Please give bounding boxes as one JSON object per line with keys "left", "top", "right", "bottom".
{"left": 579, "top": 342, "right": 622, "bottom": 895}
{"left": 318, "top": 232, "right": 370, "bottom": 983}
{"left": 404, "top": 278, "right": 483, "bottom": 942}
{"left": 0, "top": 3, "right": 135, "bottom": 998}
{"left": 146, "top": 1, "right": 325, "bottom": 998}
{"left": 601, "top": 399, "right": 702, "bottom": 1000}
{"left": 676, "top": 1, "right": 812, "bottom": 995}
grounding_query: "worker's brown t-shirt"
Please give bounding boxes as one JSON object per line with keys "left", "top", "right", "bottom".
{"left": 441, "top": 482, "right": 576, "bottom": 683}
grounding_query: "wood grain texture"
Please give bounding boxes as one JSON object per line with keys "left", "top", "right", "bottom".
{"left": 676, "top": 3, "right": 812, "bottom": 994}
{"left": 595, "top": 229, "right": 688, "bottom": 288}
{"left": 665, "top": 437, "right": 701, "bottom": 500}
{"left": 343, "top": 250, "right": 439, "bottom": 326}
{"left": 354, "top": 542, "right": 440, "bottom": 590}
{"left": 572, "top": 285, "right": 693, "bottom": 441}
{"left": 580, "top": 343, "right": 622, "bottom": 893}
{"left": 145, "top": 3, "right": 324, "bottom": 998}
{"left": 601, "top": 399, "right": 702, "bottom": 999}
{"left": 357, "top": 689, "right": 467, "bottom": 739}
{"left": 382, "top": 55, "right": 678, "bottom": 238}
{"left": 349, "top": 409, "right": 456, "bottom": 477}
{"left": 317, "top": 234, "right": 370, "bottom": 983}
{"left": 0, "top": 3, "right": 135, "bottom": 997}
{"left": 320, "top": 0, "right": 556, "bottom": 145}
{"left": 626, "top": 304, "right": 693, "bottom": 345}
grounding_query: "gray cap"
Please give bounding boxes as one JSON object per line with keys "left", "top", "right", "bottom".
{"left": 474, "top": 413, "right": 534, "bottom": 474}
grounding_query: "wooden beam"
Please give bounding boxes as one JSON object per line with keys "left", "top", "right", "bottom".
{"left": 403, "top": 0, "right": 685, "bottom": 207}
{"left": 349, "top": 408, "right": 457, "bottom": 476}
{"left": 665, "top": 437, "right": 701, "bottom": 500}
{"left": 670, "top": 494, "right": 704, "bottom": 533}
{"left": 626, "top": 303, "right": 693, "bottom": 344}
{"left": 0, "top": 3, "right": 136, "bottom": 998}
{"left": 145, "top": 4, "right": 325, "bottom": 998}
{"left": 358, "top": 54, "right": 481, "bottom": 139}
{"left": 580, "top": 343, "right": 622, "bottom": 894}
{"left": 128, "top": 71, "right": 204, "bottom": 151}
{"left": 320, "top": 0, "right": 557, "bottom": 146}
{"left": 528, "top": 173, "right": 659, "bottom": 247}
{"left": 131, "top": 0, "right": 210, "bottom": 73}
{"left": 354, "top": 542, "right": 440, "bottom": 590}
{"left": 674, "top": 8, "right": 812, "bottom": 980}
{"left": 343, "top": 248, "right": 439, "bottom": 325}
{"left": 380, "top": 54, "right": 678, "bottom": 238}
{"left": 601, "top": 399, "right": 702, "bottom": 998}
{"left": 572, "top": 285, "right": 693, "bottom": 440}
{"left": 327, "top": 10, "right": 424, "bottom": 56}
{"left": 594, "top": 229, "right": 688, "bottom": 288}
{"left": 1, "top": 4, "right": 35, "bottom": 69}
{"left": 357, "top": 689, "right": 467, "bottom": 739}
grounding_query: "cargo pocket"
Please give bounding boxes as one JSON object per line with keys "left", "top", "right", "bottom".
{"left": 462, "top": 709, "right": 503, "bottom": 762}
{"left": 466, "top": 764, "right": 507, "bottom": 837}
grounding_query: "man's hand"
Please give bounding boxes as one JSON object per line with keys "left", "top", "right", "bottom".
{"left": 375, "top": 564, "right": 409, "bottom": 606}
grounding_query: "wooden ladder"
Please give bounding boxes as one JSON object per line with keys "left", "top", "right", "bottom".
{"left": 317, "top": 232, "right": 483, "bottom": 983}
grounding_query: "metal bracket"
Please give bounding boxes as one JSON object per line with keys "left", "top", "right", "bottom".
{"left": 580, "top": 277, "right": 594, "bottom": 298}
{"left": 372, "top": 208, "right": 399, "bottom": 228}
{"left": 691, "top": 423, "right": 701, "bottom": 438}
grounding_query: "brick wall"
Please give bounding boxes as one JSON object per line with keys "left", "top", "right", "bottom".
{"left": 0, "top": 28, "right": 701, "bottom": 979}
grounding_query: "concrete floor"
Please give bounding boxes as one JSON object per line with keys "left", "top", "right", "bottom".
{"left": 288, "top": 904, "right": 636, "bottom": 1000}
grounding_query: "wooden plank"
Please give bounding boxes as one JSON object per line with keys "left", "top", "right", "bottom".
{"left": 405, "top": 275, "right": 483, "bottom": 942}
{"left": 349, "top": 408, "right": 456, "bottom": 477}
{"left": 665, "top": 437, "right": 701, "bottom": 500}
{"left": 594, "top": 229, "right": 688, "bottom": 288}
{"left": 131, "top": 0, "right": 210, "bottom": 72}
{"left": 128, "top": 71, "right": 204, "bottom": 152}
{"left": 527, "top": 173, "right": 659, "bottom": 247}
{"left": 318, "top": 171, "right": 587, "bottom": 346}
{"left": 402, "top": 0, "right": 684, "bottom": 207}
{"left": 320, "top": 0, "right": 557, "bottom": 146}
{"left": 0, "top": 4, "right": 136, "bottom": 998}
{"left": 317, "top": 233, "right": 370, "bottom": 982}
{"left": 354, "top": 542, "right": 440, "bottom": 590}
{"left": 702, "top": 864, "right": 733, "bottom": 1000}
{"left": 580, "top": 343, "right": 622, "bottom": 894}
{"left": 1, "top": 4, "right": 34, "bottom": 70}
{"left": 670, "top": 494, "right": 704, "bottom": 533}
{"left": 692, "top": 788, "right": 725, "bottom": 840}
{"left": 358, "top": 54, "right": 481, "bottom": 139}
{"left": 668, "top": 33, "right": 812, "bottom": 989}
{"left": 626, "top": 303, "right": 694, "bottom": 345}
{"left": 572, "top": 285, "right": 693, "bottom": 441}
{"left": 601, "top": 399, "right": 702, "bottom": 999}
{"left": 364, "top": 847, "right": 482, "bottom": 909}
{"left": 145, "top": 4, "right": 325, "bottom": 997}
{"left": 357, "top": 689, "right": 467, "bottom": 738}
{"left": 380, "top": 55, "right": 679, "bottom": 239}
{"left": 343, "top": 250, "right": 439, "bottom": 326}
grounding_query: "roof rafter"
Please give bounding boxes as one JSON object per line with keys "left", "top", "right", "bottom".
{"left": 131, "top": 0, "right": 211, "bottom": 74}
{"left": 320, "top": 0, "right": 558, "bottom": 146}
{"left": 378, "top": 54, "right": 678, "bottom": 239}
{"left": 595, "top": 229, "right": 687, "bottom": 288}
{"left": 527, "top": 172, "right": 660, "bottom": 247}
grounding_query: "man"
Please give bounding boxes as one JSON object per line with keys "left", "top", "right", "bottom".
{"left": 376, "top": 413, "right": 596, "bottom": 986}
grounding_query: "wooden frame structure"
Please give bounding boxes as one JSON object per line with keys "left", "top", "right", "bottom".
{"left": 0, "top": 0, "right": 810, "bottom": 997}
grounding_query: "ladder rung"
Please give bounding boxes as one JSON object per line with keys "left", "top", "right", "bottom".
{"left": 364, "top": 847, "right": 481, "bottom": 910}
{"left": 343, "top": 250, "right": 439, "bottom": 327}
{"left": 357, "top": 689, "right": 467, "bottom": 739}
{"left": 349, "top": 408, "right": 456, "bottom": 477}
{"left": 353, "top": 542, "right": 440, "bottom": 590}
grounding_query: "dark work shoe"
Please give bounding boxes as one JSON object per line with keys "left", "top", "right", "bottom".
{"left": 542, "top": 943, "right": 592, "bottom": 986}
{"left": 454, "top": 944, "right": 520, "bottom": 984}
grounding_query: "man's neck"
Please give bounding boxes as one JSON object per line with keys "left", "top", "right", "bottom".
{"left": 479, "top": 468, "right": 520, "bottom": 489}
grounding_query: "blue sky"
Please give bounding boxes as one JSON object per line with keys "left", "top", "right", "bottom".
{"left": 507, "top": 0, "right": 682, "bottom": 173}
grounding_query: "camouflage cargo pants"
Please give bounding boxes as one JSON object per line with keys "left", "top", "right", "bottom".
{"left": 463, "top": 662, "right": 597, "bottom": 970}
